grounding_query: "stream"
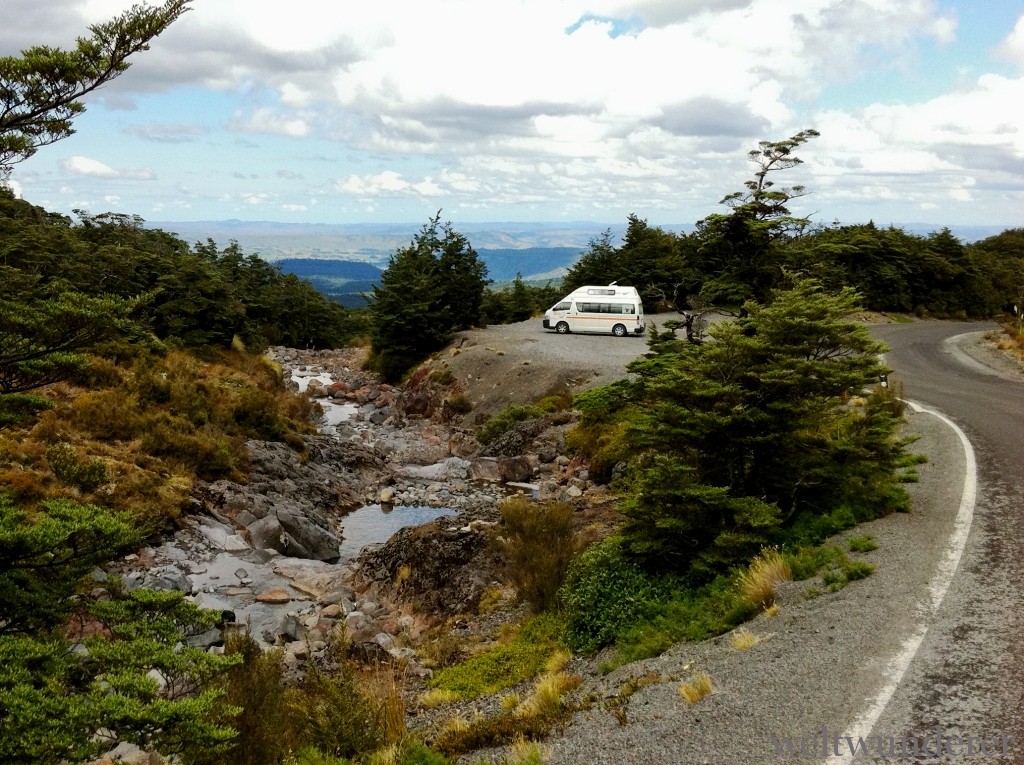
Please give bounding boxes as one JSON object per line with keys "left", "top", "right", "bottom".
{"left": 289, "top": 364, "right": 456, "bottom": 557}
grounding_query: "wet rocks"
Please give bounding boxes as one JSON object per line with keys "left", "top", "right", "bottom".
{"left": 193, "top": 435, "right": 384, "bottom": 562}
{"left": 352, "top": 516, "right": 503, "bottom": 617}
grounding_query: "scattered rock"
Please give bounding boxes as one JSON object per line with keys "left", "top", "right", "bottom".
{"left": 256, "top": 588, "right": 292, "bottom": 604}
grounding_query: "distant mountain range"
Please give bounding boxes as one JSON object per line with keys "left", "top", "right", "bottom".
{"left": 148, "top": 219, "right": 1012, "bottom": 306}
{"left": 149, "top": 219, "right": 635, "bottom": 269}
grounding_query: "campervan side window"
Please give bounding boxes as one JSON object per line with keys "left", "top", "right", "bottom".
{"left": 578, "top": 302, "right": 633, "bottom": 314}
{"left": 552, "top": 301, "right": 570, "bottom": 311}
{"left": 585, "top": 288, "right": 617, "bottom": 296}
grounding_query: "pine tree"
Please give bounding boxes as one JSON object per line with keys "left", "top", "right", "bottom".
{"left": 369, "top": 214, "right": 488, "bottom": 381}
{"left": 622, "top": 277, "right": 907, "bottom": 577}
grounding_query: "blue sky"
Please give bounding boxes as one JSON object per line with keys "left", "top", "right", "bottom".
{"left": 3, "top": 0, "right": 1023, "bottom": 229}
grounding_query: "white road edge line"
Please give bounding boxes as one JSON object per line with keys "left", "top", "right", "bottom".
{"left": 822, "top": 401, "right": 978, "bottom": 764}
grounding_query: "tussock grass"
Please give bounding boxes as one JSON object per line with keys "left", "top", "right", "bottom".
{"left": 730, "top": 627, "right": 760, "bottom": 651}
{"left": 737, "top": 549, "right": 792, "bottom": 610}
{"left": 516, "top": 672, "right": 578, "bottom": 720}
{"left": 493, "top": 496, "right": 579, "bottom": 612}
{"left": 419, "top": 688, "right": 461, "bottom": 709}
{"left": 432, "top": 671, "right": 580, "bottom": 756}
{"left": 847, "top": 535, "right": 878, "bottom": 553}
{"left": 543, "top": 649, "right": 572, "bottom": 674}
{"left": 678, "top": 672, "right": 714, "bottom": 704}
{"left": 508, "top": 736, "right": 550, "bottom": 765}
{"left": 500, "top": 693, "right": 522, "bottom": 712}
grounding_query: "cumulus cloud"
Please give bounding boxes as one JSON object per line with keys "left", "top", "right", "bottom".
{"left": 231, "top": 108, "right": 311, "bottom": 138}
{"left": 337, "top": 170, "right": 444, "bottom": 197}
{"left": 62, "top": 156, "right": 155, "bottom": 180}
{"left": 63, "top": 156, "right": 119, "bottom": 178}
{"left": 8, "top": 0, "right": 1022, "bottom": 224}
{"left": 996, "top": 15, "right": 1024, "bottom": 67}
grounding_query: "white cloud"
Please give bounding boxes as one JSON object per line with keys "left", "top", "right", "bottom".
{"left": 8, "top": 0, "right": 1023, "bottom": 225}
{"left": 996, "top": 14, "right": 1024, "bottom": 67}
{"left": 61, "top": 156, "right": 154, "bottom": 180}
{"left": 231, "top": 108, "right": 311, "bottom": 138}
{"left": 63, "top": 156, "right": 119, "bottom": 178}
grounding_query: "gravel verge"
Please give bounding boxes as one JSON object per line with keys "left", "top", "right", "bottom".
{"left": 469, "top": 407, "right": 967, "bottom": 765}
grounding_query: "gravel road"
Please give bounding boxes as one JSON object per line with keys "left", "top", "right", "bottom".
{"left": 446, "top": 314, "right": 726, "bottom": 421}
{"left": 460, "top": 319, "right": 1019, "bottom": 765}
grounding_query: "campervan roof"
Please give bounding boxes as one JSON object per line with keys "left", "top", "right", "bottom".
{"left": 568, "top": 285, "right": 640, "bottom": 298}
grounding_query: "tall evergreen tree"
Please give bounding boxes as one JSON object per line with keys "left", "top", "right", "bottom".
{"left": 369, "top": 213, "right": 488, "bottom": 381}
{"left": 621, "top": 277, "right": 907, "bottom": 577}
{"left": 694, "top": 129, "right": 819, "bottom": 303}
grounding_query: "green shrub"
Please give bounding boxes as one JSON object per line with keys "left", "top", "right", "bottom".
{"left": 283, "top": 748, "right": 351, "bottom": 765}
{"left": 216, "top": 634, "right": 291, "bottom": 765}
{"left": 612, "top": 578, "right": 755, "bottom": 665}
{"left": 46, "top": 442, "right": 107, "bottom": 492}
{"left": 560, "top": 537, "right": 667, "bottom": 654}
{"left": 429, "top": 614, "right": 564, "bottom": 699}
{"left": 493, "top": 497, "right": 578, "bottom": 612}
{"left": 286, "top": 665, "right": 385, "bottom": 760}
{"left": 842, "top": 559, "right": 876, "bottom": 581}
{"left": 477, "top": 395, "right": 570, "bottom": 445}
{"left": 847, "top": 535, "right": 878, "bottom": 553}
{"left": 0, "top": 394, "right": 54, "bottom": 426}
{"left": 477, "top": 404, "right": 545, "bottom": 445}
{"left": 783, "top": 545, "right": 875, "bottom": 592}
{"left": 783, "top": 545, "right": 844, "bottom": 581}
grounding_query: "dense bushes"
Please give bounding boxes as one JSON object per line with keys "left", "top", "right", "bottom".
{"left": 0, "top": 196, "right": 357, "bottom": 358}
{"left": 559, "top": 537, "right": 667, "bottom": 654}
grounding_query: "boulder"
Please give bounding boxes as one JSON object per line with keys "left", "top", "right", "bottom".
{"left": 246, "top": 514, "right": 283, "bottom": 552}
{"left": 255, "top": 587, "right": 292, "bottom": 604}
{"left": 469, "top": 455, "right": 534, "bottom": 483}
{"left": 397, "top": 457, "right": 471, "bottom": 481}
{"left": 353, "top": 520, "right": 502, "bottom": 617}
{"left": 277, "top": 509, "right": 340, "bottom": 562}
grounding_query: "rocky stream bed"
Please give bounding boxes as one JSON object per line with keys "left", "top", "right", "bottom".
{"left": 105, "top": 345, "right": 600, "bottom": 682}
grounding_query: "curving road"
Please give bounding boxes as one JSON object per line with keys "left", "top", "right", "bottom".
{"left": 861, "top": 320, "right": 1024, "bottom": 763}
{"left": 541, "top": 319, "right": 1024, "bottom": 765}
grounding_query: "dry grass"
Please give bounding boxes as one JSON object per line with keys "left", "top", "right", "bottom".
{"left": 508, "top": 736, "right": 550, "bottom": 764}
{"left": 764, "top": 603, "right": 780, "bottom": 618}
{"left": 493, "top": 497, "right": 579, "bottom": 612}
{"left": 365, "top": 744, "right": 400, "bottom": 765}
{"left": 543, "top": 649, "right": 572, "bottom": 675}
{"left": 419, "top": 688, "right": 461, "bottom": 709}
{"left": 678, "top": 672, "right": 714, "bottom": 704}
{"left": 517, "top": 672, "right": 579, "bottom": 720}
{"left": 737, "top": 549, "right": 792, "bottom": 610}
{"left": 730, "top": 627, "right": 760, "bottom": 651}
{"left": 432, "top": 670, "right": 581, "bottom": 757}
{"left": 362, "top": 669, "right": 407, "bottom": 745}
{"left": 500, "top": 693, "right": 522, "bottom": 712}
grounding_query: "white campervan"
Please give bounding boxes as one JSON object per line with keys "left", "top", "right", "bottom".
{"left": 542, "top": 284, "right": 646, "bottom": 337}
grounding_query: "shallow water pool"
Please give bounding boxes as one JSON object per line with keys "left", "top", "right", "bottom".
{"left": 338, "top": 504, "right": 457, "bottom": 562}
